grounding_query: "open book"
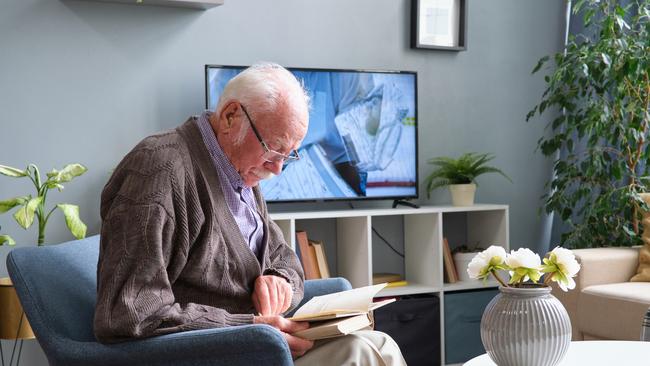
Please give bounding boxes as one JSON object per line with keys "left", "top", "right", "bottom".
{"left": 288, "top": 283, "right": 395, "bottom": 340}
{"left": 292, "top": 313, "right": 373, "bottom": 340}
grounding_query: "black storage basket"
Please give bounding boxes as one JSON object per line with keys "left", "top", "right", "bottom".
{"left": 374, "top": 294, "right": 441, "bottom": 366}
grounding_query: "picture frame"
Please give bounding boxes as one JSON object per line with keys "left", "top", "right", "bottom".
{"left": 411, "top": 0, "right": 467, "bottom": 51}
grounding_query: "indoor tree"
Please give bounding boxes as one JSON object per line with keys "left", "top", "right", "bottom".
{"left": 528, "top": 0, "right": 650, "bottom": 248}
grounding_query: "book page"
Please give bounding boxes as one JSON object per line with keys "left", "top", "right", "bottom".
{"left": 292, "top": 313, "right": 373, "bottom": 341}
{"left": 291, "top": 283, "right": 387, "bottom": 320}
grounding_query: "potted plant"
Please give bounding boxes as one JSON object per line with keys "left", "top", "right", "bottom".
{"left": 424, "top": 152, "right": 511, "bottom": 206}
{"left": 0, "top": 163, "right": 87, "bottom": 244}
{"left": 451, "top": 244, "right": 485, "bottom": 282}
{"left": 0, "top": 163, "right": 88, "bottom": 343}
{"left": 467, "top": 245, "right": 580, "bottom": 365}
{"left": 527, "top": 0, "right": 650, "bottom": 248}
{"left": 0, "top": 225, "right": 14, "bottom": 246}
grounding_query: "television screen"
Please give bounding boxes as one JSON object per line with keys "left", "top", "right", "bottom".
{"left": 205, "top": 65, "right": 418, "bottom": 203}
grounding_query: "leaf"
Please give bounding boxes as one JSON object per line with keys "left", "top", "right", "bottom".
{"left": 532, "top": 56, "right": 549, "bottom": 73}
{"left": 13, "top": 196, "right": 43, "bottom": 229}
{"left": 0, "top": 196, "right": 29, "bottom": 213}
{"left": 0, "top": 235, "right": 15, "bottom": 246}
{"left": 57, "top": 204, "right": 87, "bottom": 239}
{"left": 601, "top": 53, "right": 611, "bottom": 67}
{"left": 0, "top": 164, "right": 27, "bottom": 177}
{"left": 49, "top": 164, "right": 87, "bottom": 183}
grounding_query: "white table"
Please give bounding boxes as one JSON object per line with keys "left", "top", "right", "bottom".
{"left": 464, "top": 341, "right": 650, "bottom": 365}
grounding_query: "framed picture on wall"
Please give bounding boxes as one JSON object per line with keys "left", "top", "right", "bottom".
{"left": 411, "top": 0, "right": 467, "bottom": 51}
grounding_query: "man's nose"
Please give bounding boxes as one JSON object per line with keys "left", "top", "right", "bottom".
{"left": 266, "top": 160, "right": 284, "bottom": 175}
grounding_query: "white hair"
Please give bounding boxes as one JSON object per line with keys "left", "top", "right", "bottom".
{"left": 216, "top": 62, "right": 310, "bottom": 145}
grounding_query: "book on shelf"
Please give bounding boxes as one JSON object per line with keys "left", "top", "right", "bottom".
{"left": 385, "top": 280, "right": 408, "bottom": 288}
{"left": 372, "top": 272, "right": 402, "bottom": 285}
{"left": 443, "top": 237, "right": 459, "bottom": 283}
{"left": 296, "top": 231, "right": 321, "bottom": 280}
{"left": 288, "top": 283, "right": 395, "bottom": 340}
{"left": 308, "top": 239, "right": 330, "bottom": 279}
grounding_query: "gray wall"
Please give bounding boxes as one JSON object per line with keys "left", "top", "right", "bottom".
{"left": 0, "top": 0, "right": 565, "bottom": 364}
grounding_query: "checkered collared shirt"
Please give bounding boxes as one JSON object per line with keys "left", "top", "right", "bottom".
{"left": 196, "top": 111, "right": 264, "bottom": 261}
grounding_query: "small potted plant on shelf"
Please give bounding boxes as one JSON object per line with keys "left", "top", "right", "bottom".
{"left": 423, "top": 152, "right": 511, "bottom": 206}
{"left": 467, "top": 245, "right": 580, "bottom": 366}
{"left": 451, "top": 244, "right": 485, "bottom": 282}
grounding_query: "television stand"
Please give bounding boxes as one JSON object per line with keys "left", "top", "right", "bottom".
{"left": 392, "top": 199, "right": 420, "bottom": 209}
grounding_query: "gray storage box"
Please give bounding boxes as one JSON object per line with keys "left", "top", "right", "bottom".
{"left": 444, "top": 288, "right": 498, "bottom": 364}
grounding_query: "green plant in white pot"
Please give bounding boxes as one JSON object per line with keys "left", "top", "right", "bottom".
{"left": 424, "top": 152, "right": 511, "bottom": 206}
{"left": 0, "top": 163, "right": 88, "bottom": 245}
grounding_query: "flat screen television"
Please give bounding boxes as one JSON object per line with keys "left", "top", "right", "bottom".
{"left": 205, "top": 65, "right": 418, "bottom": 203}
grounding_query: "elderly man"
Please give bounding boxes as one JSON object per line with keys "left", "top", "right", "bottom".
{"left": 94, "top": 63, "right": 405, "bottom": 365}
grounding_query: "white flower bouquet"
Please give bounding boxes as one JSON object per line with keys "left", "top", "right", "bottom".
{"left": 467, "top": 246, "right": 581, "bottom": 291}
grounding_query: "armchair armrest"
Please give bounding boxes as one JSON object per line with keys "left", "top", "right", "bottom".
{"left": 288, "top": 278, "right": 352, "bottom": 317}
{"left": 61, "top": 324, "right": 292, "bottom": 366}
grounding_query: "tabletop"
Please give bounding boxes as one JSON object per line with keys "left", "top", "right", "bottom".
{"left": 464, "top": 341, "right": 650, "bottom": 366}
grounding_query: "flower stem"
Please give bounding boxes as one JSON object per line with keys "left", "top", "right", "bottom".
{"left": 543, "top": 273, "right": 553, "bottom": 287}
{"left": 491, "top": 271, "right": 508, "bottom": 287}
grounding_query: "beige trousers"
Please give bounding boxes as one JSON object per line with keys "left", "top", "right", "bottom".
{"left": 294, "top": 330, "right": 407, "bottom": 366}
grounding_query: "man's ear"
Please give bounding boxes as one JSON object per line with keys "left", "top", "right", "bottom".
{"left": 221, "top": 102, "right": 240, "bottom": 130}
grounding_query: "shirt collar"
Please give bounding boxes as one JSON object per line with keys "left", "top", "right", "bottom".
{"left": 196, "top": 111, "right": 247, "bottom": 191}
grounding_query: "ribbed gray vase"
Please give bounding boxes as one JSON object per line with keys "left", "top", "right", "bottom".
{"left": 480, "top": 286, "right": 571, "bottom": 366}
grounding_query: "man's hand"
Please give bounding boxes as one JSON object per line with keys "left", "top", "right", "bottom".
{"left": 252, "top": 275, "right": 293, "bottom": 316}
{"left": 254, "top": 315, "right": 314, "bottom": 358}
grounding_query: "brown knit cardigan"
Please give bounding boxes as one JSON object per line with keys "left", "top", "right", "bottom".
{"left": 94, "top": 117, "right": 305, "bottom": 343}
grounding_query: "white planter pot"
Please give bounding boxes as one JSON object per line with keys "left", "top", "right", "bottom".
{"left": 449, "top": 183, "right": 476, "bottom": 206}
{"left": 453, "top": 252, "right": 479, "bottom": 282}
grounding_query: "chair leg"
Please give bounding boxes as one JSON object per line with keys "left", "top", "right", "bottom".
{"left": 1, "top": 339, "right": 5, "bottom": 366}
{"left": 8, "top": 313, "right": 25, "bottom": 366}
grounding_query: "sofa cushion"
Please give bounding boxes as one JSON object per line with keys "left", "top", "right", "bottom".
{"left": 577, "top": 282, "right": 650, "bottom": 340}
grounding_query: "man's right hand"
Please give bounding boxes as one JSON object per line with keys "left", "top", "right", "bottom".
{"left": 254, "top": 315, "right": 314, "bottom": 358}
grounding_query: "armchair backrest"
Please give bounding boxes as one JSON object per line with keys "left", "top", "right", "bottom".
{"left": 7, "top": 236, "right": 100, "bottom": 348}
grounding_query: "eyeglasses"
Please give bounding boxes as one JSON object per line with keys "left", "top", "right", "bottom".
{"left": 240, "top": 104, "right": 301, "bottom": 164}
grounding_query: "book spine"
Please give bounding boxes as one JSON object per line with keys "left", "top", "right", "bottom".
{"left": 310, "top": 240, "right": 331, "bottom": 279}
{"left": 296, "top": 231, "right": 321, "bottom": 280}
{"left": 443, "top": 237, "right": 459, "bottom": 283}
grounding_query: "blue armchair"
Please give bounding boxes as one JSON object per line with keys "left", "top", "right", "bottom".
{"left": 6, "top": 235, "right": 351, "bottom": 366}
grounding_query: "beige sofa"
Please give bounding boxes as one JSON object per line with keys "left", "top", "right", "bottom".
{"left": 552, "top": 247, "right": 650, "bottom": 340}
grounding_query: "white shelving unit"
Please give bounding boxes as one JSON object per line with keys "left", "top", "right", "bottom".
{"left": 75, "top": 0, "right": 224, "bottom": 10}
{"left": 270, "top": 204, "right": 509, "bottom": 366}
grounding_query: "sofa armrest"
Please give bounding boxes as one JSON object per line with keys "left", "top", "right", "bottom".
{"left": 573, "top": 247, "right": 640, "bottom": 288}
{"left": 551, "top": 246, "right": 639, "bottom": 340}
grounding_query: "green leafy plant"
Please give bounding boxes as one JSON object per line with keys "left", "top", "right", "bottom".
{"left": 451, "top": 243, "right": 485, "bottom": 254}
{"left": 0, "top": 163, "right": 88, "bottom": 245}
{"left": 527, "top": 0, "right": 650, "bottom": 248}
{"left": 423, "top": 152, "right": 511, "bottom": 198}
{"left": 0, "top": 224, "right": 15, "bottom": 246}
